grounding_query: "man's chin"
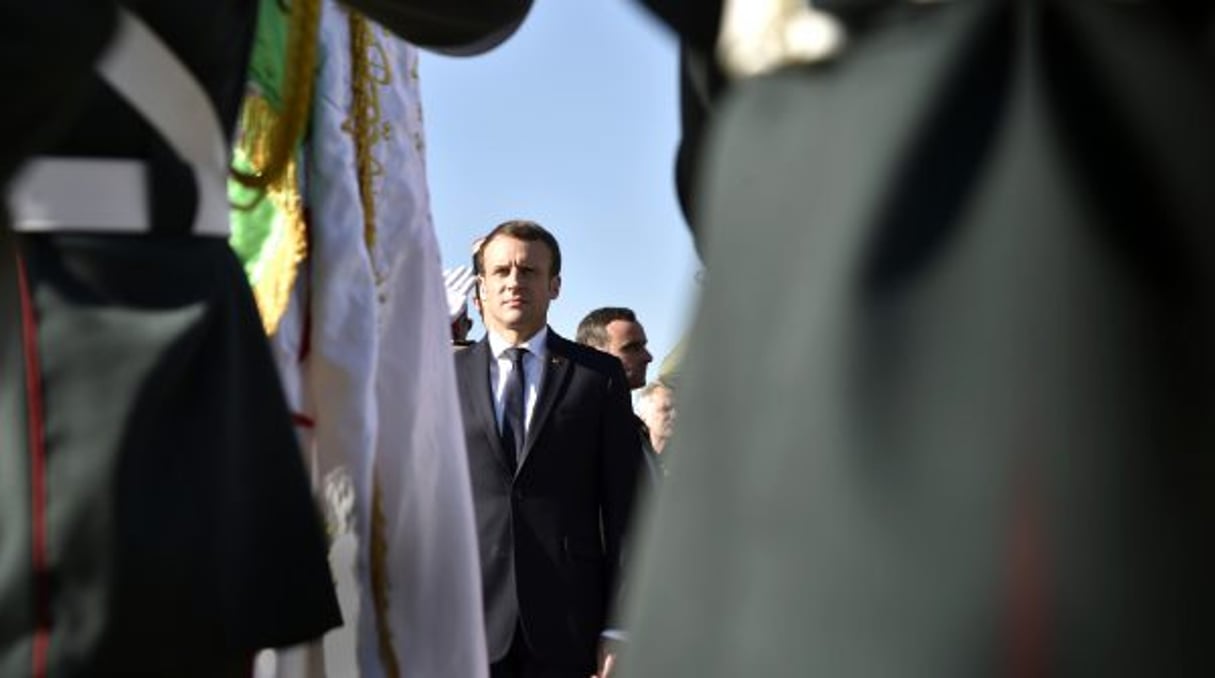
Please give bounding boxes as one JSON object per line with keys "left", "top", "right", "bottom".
{"left": 495, "top": 311, "right": 524, "bottom": 325}
{"left": 498, "top": 316, "right": 543, "bottom": 335}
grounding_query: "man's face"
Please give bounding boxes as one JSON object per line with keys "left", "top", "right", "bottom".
{"left": 640, "top": 387, "right": 676, "bottom": 452}
{"left": 603, "top": 319, "right": 652, "bottom": 389}
{"left": 479, "top": 235, "right": 560, "bottom": 339}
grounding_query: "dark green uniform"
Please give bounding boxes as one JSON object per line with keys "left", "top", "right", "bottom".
{"left": 626, "top": 1, "right": 1215, "bottom": 675}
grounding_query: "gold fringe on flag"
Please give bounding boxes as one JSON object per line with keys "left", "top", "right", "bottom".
{"left": 232, "top": 0, "right": 321, "bottom": 193}
{"left": 231, "top": 0, "right": 321, "bottom": 334}
{"left": 234, "top": 95, "right": 309, "bottom": 335}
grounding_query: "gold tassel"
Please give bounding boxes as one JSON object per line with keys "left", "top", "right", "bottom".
{"left": 231, "top": 0, "right": 321, "bottom": 334}
{"left": 232, "top": 0, "right": 321, "bottom": 192}
{"left": 234, "top": 95, "right": 308, "bottom": 335}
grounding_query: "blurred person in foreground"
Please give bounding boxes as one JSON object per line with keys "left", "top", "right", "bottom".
{"left": 0, "top": 1, "right": 529, "bottom": 674}
{"left": 454, "top": 221, "right": 644, "bottom": 678}
{"left": 622, "top": 0, "right": 1215, "bottom": 676}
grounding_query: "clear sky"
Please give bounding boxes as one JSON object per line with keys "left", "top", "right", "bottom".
{"left": 421, "top": 0, "right": 701, "bottom": 379}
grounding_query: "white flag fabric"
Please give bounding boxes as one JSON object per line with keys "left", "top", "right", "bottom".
{"left": 261, "top": 2, "right": 487, "bottom": 676}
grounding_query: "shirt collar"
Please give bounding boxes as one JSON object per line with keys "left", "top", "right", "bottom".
{"left": 487, "top": 326, "right": 548, "bottom": 361}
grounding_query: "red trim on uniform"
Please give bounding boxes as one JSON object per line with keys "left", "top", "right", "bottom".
{"left": 16, "top": 254, "right": 50, "bottom": 678}
{"left": 1008, "top": 467, "right": 1048, "bottom": 678}
{"left": 292, "top": 412, "right": 316, "bottom": 429}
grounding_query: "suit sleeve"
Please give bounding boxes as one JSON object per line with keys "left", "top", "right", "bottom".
{"left": 341, "top": 0, "right": 533, "bottom": 55}
{"left": 599, "top": 360, "right": 645, "bottom": 626}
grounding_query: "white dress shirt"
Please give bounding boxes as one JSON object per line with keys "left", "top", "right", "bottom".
{"left": 487, "top": 327, "right": 548, "bottom": 437}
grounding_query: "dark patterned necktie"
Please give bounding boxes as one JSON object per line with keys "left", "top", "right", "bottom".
{"left": 500, "top": 347, "right": 528, "bottom": 474}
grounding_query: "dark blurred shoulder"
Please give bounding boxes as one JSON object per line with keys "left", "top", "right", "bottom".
{"left": 635, "top": 0, "right": 722, "bottom": 52}
{"left": 345, "top": 0, "right": 533, "bottom": 55}
{"left": 0, "top": 0, "right": 117, "bottom": 182}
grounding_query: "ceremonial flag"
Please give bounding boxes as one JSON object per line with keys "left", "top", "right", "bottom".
{"left": 232, "top": 1, "right": 487, "bottom": 675}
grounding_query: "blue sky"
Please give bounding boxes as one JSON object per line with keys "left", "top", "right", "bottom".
{"left": 421, "top": 0, "right": 701, "bottom": 378}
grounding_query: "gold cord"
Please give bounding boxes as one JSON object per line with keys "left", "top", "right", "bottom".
{"left": 370, "top": 476, "right": 402, "bottom": 678}
{"left": 348, "top": 14, "right": 377, "bottom": 254}
{"left": 349, "top": 16, "right": 401, "bottom": 674}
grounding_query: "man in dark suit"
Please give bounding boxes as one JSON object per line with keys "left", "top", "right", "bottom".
{"left": 575, "top": 306, "right": 666, "bottom": 487}
{"left": 454, "top": 220, "right": 643, "bottom": 678}
{"left": 574, "top": 307, "right": 654, "bottom": 391}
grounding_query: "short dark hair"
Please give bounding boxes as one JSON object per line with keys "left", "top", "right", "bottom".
{"left": 576, "top": 307, "right": 637, "bottom": 348}
{"left": 474, "top": 219, "right": 562, "bottom": 278}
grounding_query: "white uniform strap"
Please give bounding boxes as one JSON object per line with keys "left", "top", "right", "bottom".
{"left": 96, "top": 8, "right": 229, "bottom": 237}
{"left": 9, "top": 159, "right": 149, "bottom": 233}
{"left": 8, "top": 8, "right": 231, "bottom": 237}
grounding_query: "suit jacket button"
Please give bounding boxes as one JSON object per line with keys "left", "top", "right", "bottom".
{"left": 513, "top": 488, "right": 525, "bottom": 501}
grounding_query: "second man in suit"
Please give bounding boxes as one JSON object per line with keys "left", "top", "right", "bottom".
{"left": 455, "top": 220, "right": 644, "bottom": 677}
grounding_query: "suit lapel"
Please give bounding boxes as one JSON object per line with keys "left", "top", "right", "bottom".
{"left": 465, "top": 339, "right": 513, "bottom": 476}
{"left": 519, "top": 331, "right": 572, "bottom": 472}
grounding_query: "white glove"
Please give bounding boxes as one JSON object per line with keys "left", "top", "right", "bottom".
{"left": 442, "top": 265, "right": 477, "bottom": 323}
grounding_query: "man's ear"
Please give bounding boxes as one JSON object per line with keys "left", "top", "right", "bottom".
{"left": 549, "top": 275, "right": 561, "bottom": 300}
